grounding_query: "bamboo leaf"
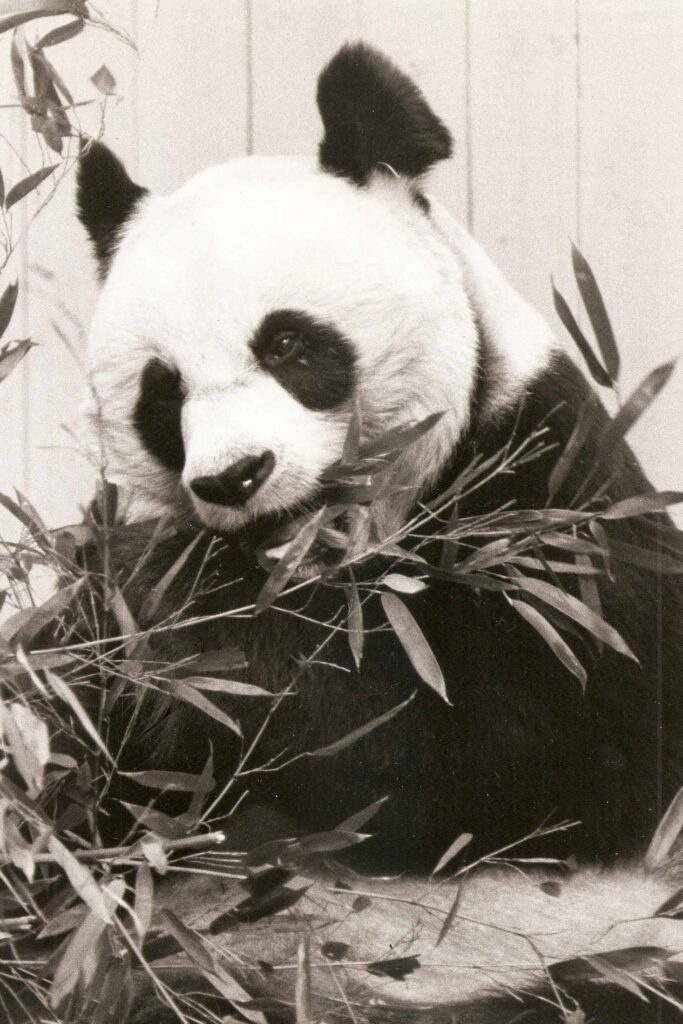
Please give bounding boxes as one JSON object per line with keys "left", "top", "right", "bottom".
{"left": 645, "top": 786, "right": 683, "bottom": 870}
{"left": 5, "top": 578, "right": 84, "bottom": 647}
{"left": 367, "top": 955, "right": 420, "bottom": 980}
{"left": 381, "top": 593, "right": 450, "bottom": 703}
{"left": 345, "top": 575, "right": 364, "bottom": 669}
{"left": 0, "top": 280, "right": 18, "bottom": 337}
{"left": 542, "top": 532, "right": 603, "bottom": 556}
{"left": 179, "top": 675, "right": 273, "bottom": 697}
{"left": 0, "top": 3, "right": 86, "bottom": 35}
{"left": 383, "top": 572, "right": 427, "bottom": 594}
{"left": 342, "top": 397, "right": 362, "bottom": 463}
{"left": 432, "top": 832, "right": 473, "bottom": 876}
{"left": 602, "top": 360, "right": 677, "bottom": 448}
{"left": 308, "top": 693, "right": 415, "bottom": 758}
{"left": 47, "top": 836, "right": 112, "bottom": 922}
{"left": 37, "top": 16, "right": 83, "bottom": 47}
{"left": 326, "top": 413, "right": 444, "bottom": 483}
{"left": 552, "top": 279, "right": 612, "bottom": 387}
{"left": 91, "top": 954, "right": 133, "bottom": 1024}
{"left": 184, "top": 747, "right": 214, "bottom": 824}
{"left": 10, "top": 30, "right": 25, "bottom": 99}
{"left": 121, "top": 768, "right": 214, "bottom": 793}
{"left": 509, "top": 597, "right": 587, "bottom": 690}
{"left": 133, "top": 864, "right": 153, "bottom": 939}
{"left": 121, "top": 802, "right": 187, "bottom": 840}
{"left": 322, "top": 941, "right": 350, "bottom": 961}
{"left": 337, "top": 795, "right": 389, "bottom": 832}
{"left": 608, "top": 538, "right": 683, "bottom": 574}
{"left": 139, "top": 531, "right": 204, "bottom": 622}
{"left": 576, "top": 555, "right": 603, "bottom": 637}
{"left": 455, "top": 537, "right": 511, "bottom": 574}
{"left": 0, "top": 488, "right": 51, "bottom": 545}
{"left": 601, "top": 491, "right": 683, "bottom": 520}
{"left": 512, "top": 576, "right": 637, "bottom": 662}
{"left": 49, "top": 909, "right": 108, "bottom": 1009}
{"left": 166, "top": 678, "right": 242, "bottom": 736}
{"left": 184, "top": 646, "right": 246, "bottom": 673}
{"left": 90, "top": 63, "right": 116, "bottom": 95}
{"left": 6, "top": 163, "right": 58, "bottom": 210}
{"left": 572, "top": 243, "right": 620, "bottom": 380}
{"left": 139, "top": 833, "right": 168, "bottom": 873}
{"left": 159, "top": 909, "right": 213, "bottom": 971}
{"left": 582, "top": 955, "right": 647, "bottom": 1000}
{"left": 0, "top": 699, "right": 49, "bottom": 796}
{"left": 654, "top": 886, "right": 683, "bottom": 918}
{"left": 547, "top": 394, "right": 601, "bottom": 501}
{"left": 38, "top": 905, "right": 88, "bottom": 939}
{"left": 436, "top": 883, "right": 464, "bottom": 946}
{"left": 255, "top": 507, "right": 326, "bottom": 614}
{"left": 0, "top": 339, "right": 32, "bottom": 383}
{"left": 107, "top": 586, "right": 140, "bottom": 657}
{"left": 357, "top": 411, "right": 444, "bottom": 461}
{"left": 44, "top": 668, "right": 113, "bottom": 764}
{"left": 510, "top": 556, "right": 600, "bottom": 576}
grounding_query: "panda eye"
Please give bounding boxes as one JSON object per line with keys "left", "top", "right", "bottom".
{"left": 251, "top": 309, "right": 356, "bottom": 411}
{"left": 265, "top": 331, "right": 303, "bottom": 365}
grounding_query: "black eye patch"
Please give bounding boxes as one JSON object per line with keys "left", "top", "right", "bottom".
{"left": 251, "top": 309, "right": 356, "bottom": 411}
{"left": 132, "top": 357, "right": 185, "bottom": 472}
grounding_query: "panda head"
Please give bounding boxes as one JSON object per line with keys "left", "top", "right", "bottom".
{"left": 78, "top": 43, "right": 483, "bottom": 534}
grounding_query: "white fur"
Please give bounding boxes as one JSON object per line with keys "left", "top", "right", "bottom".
{"left": 162, "top": 863, "right": 683, "bottom": 1010}
{"left": 84, "top": 156, "right": 559, "bottom": 533}
{"left": 428, "top": 198, "right": 559, "bottom": 412}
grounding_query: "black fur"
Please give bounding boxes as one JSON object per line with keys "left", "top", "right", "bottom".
{"left": 317, "top": 42, "right": 452, "bottom": 184}
{"left": 251, "top": 308, "right": 357, "bottom": 411}
{"left": 467, "top": 978, "right": 683, "bottom": 1024}
{"left": 77, "top": 139, "right": 148, "bottom": 277}
{"left": 94, "top": 351, "right": 683, "bottom": 874}
{"left": 132, "top": 357, "right": 185, "bottom": 472}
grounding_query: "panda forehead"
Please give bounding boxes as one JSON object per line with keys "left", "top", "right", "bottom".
{"left": 99, "top": 157, "right": 452, "bottom": 340}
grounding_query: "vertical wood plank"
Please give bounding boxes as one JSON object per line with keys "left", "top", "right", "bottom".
{"left": 357, "top": 0, "right": 468, "bottom": 223}
{"left": 578, "top": 0, "right": 683, "bottom": 493}
{"left": 468, "top": 0, "right": 578, "bottom": 322}
{"left": 0, "top": 37, "right": 29, "bottom": 535}
{"left": 251, "top": 0, "right": 358, "bottom": 157}
{"left": 136, "top": 0, "right": 248, "bottom": 192}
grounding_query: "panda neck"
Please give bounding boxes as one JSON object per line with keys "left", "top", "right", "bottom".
{"left": 426, "top": 347, "right": 653, "bottom": 520}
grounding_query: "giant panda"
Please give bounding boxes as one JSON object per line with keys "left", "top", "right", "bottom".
{"left": 73, "top": 43, "right": 683, "bottom": 1023}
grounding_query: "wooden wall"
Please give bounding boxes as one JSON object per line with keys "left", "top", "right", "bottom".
{"left": 0, "top": 0, "right": 682, "bottom": 529}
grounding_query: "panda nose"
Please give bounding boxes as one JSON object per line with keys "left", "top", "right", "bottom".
{"left": 189, "top": 450, "right": 275, "bottom": 507}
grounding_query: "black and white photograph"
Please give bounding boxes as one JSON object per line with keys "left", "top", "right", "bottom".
{"left": 1, "top": 2, "right": 683, "bottom": 1022}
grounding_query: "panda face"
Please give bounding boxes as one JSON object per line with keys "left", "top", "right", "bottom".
{"left": 84, "top": 156, "right": 478, "bottom": 532}
{"left": 80, "top": 44, "right": 508, "bottom": 534}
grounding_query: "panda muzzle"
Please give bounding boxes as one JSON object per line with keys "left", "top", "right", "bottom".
{"left": 189, "top": 450, "right": 275, "bottom": 506}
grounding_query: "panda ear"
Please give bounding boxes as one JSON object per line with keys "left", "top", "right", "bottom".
{"left": 77, "top": 140, "right": 148, "bottom": 278}
{"left": 317, "top": 43, "right": 452, "bottom": 185}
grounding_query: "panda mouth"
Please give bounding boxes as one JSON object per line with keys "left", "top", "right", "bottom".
{"left": 178, "top": 475, "right": 354, "bottom": 581}
{"left": 181, "top": 478, "right": 327, "bottom": 543}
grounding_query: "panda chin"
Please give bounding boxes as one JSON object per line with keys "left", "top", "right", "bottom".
{"left": 183, "top": 484, "right": 345, "bottom": 581}
{"left": 186, "top": 485, "right": 324, "bottom": 545}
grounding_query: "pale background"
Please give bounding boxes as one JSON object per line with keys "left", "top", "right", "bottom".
{"left": 0, "top": 0, "right": 682, "bottom": 530}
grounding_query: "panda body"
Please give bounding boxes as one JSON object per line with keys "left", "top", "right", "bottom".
{"left": 74, "top": 42, "right": 683, "bottom": 1021}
